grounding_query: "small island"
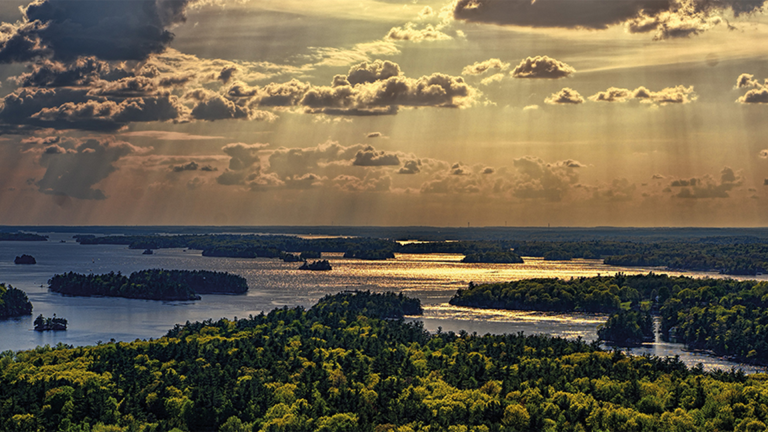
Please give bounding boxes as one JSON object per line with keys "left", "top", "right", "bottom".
{"left": 14, "top": 254, "right": 36, "bottom": 265}
{"left": 48, "top": 269, "right": 249, "bottom": 301}
{"left": 0, "top": 284, "right": 33, "bottom": 319}
{"left": 34, "top": 314, "right": 67, "bottom": 331}
{"left": 142, "top": 249, "right": 153, "bottom": 255}
{"left": 461, "top": 250, "right": 524, "bottom": 264}
{"left": 299, "top": 260, "right": 332, "bottom": 271}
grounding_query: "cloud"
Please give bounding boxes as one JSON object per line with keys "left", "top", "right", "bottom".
{"left": 462, "top": 58, "right": 509, "bottom": 76}
{"left": 119, "top": 131, "right": 225, "bottom": 141}
{"left": 736, "top": 76, "right": 768, "bottom": 104}
{"left": 735, "top": 73, "right": 761, "bottom": 89}
{"left": 172, "top": 161, "right": 199, "bottom": 172}
{"left": 480, "top": 73, "right": 505, "bottom": 86}
{"left": 186, "top": 89, "right": 275, "bottom": 121}
{"left": 14, "top": 57, "right": 128, "bottom": 88}
{"left": 512, "top": 56, "right": 575, "bottom": 79}
{"left": 451, "top": 0, "right": 756, "bottom": 40}
{"left": 523, "top": 104, "right": 539, "bottom": 111}
{"left": 0, "top": 0, "right": 198, "bottom": 63}
{"left": 221, "top": 142, "right": 268, "bottom": 170}
{"left": 590, "top": 85, "right": 697, "bottom": 105}
{"left": 367, "top": 132, "right": 383, "bottom": 138}
{"left": 385, "top": 23, "right": 452, "bottom": 42}
{"left": 352, "top": 147, "right": 401, "bottom": 166}
{"left": 669, "top": 167, "right": 743, "bottom": 199}
{"left": 35, "top": 138, "right": 144, "bottom": 199}
{"left": 765, "top": 179, "right": 768, "bottom": 186}
{"left": 398, "top": 159, "right": 422, "bottom": 174}
{"left": 593, "top": 178, "right": 636, "bottom": 202}
{"left": 760, "top": 150, "right": 768, "bottom": 158}
{"left": 545, "top": 88, "right": 584, "bottom": 105}
{"left": 334, "top": 174, "right": 391, "bottom": 192}
{"left": 511, "top": 157, "right": 582, "bottom": 201}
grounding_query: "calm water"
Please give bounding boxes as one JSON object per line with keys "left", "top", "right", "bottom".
{"left": 1, "top": 232, "right": 766, "bottom": 373}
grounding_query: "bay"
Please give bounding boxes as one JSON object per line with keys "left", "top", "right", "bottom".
{"left": 1, "top": 231, "right": 766, "bottom": 373}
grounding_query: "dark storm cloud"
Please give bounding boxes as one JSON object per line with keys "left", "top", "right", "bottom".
{"left": 36, "top": 138, "right": 142, "bottom": 200}
{"left": 511, "top": 56, "right": 575, "bottom": 79}
{"left": 0, "top": 0, "right": 196, "bottom": 63}
{"left": 452, "top": 0, "right": 762, "bottom": 39}
{"left": 352, "top": 147, "right": 401, "bottom": 166}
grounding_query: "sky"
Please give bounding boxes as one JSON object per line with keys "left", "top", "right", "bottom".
{"left": 1, "top": 0, "right": 768, "bottom": 227}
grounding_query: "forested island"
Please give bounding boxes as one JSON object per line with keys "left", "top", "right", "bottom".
{"left": 462, "top": 251, "right": 524, "bottom": 264}
{"left": 33, "top": 314, "right": 67, "bottom": 331}
{"left": 0, "top": 232, "right": 47, "bottom": 241}
{"left": 0, "top": 284, "right": 33, "bottom": 319}
{"left": 48, "top": 269, "right": 248, "bottom": 301}
{"left": 13, "top": 254, "right": 36, "bottom": 264}
{"left": 451, "top": 273, "right": 768, "bottom": 364}
{"left": 299, "top": 260, "right": 332, "bottom": 271}
{"left": 2, "top": 291, "right": 767, "bottom": 431}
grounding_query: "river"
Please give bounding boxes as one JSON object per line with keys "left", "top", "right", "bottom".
{"left": 1, "top": 231, "right": 766, "bottom": 373}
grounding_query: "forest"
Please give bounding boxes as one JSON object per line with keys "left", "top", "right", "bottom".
{"left": 48, "top": 269, "right": 248, "bottom": 301}
{"left": 451, "top": 274, "right": 768, "bottom": 363}
{"left": 2, "top": 291, "right": 767, "bottom": 432}
{"left": 0, "top": 283, "right": 33, "bottom": 319}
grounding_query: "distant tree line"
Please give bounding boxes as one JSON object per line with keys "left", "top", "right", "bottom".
{"left": 2, "top": 291, "right": 766, "bottom": 432}
{"left": 0, "top": 284, "right": 33, "bottom": 319}
{"left": 0, "top": 232, "right": 47, "bottom": 241}
{"left": 48, "top": 269, "right": 248, "bottom": 301}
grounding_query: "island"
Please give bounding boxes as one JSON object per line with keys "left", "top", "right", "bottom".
{"left": 461, "top": 250, "right": 524, "bottom": 263}
{"left": 14, "top": 254, "right": 36, "bottom": 265}
{"left": 0, "top": 232, "right": 48, "bottom": 241}
{"left": 142, "top": 249, "right": 153, "bottom": 255}
{"left": 33, "top": 314, "right": 67, "bottom": 331}
{"left": 3, "top": 291, "right": 768, "bottom": 432}
{"left": 48, "top": 269, "right": 248, "bottom": 301}
{"left": 0, "top": 284, "right": 33, "bottom": 319}
{"left": 299, "top": 260, "right": 332, "bottom": 271}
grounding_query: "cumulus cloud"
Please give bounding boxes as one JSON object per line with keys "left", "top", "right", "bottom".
{"left": 385, "top": 23, "right": 452, "bottom": 42}
{"left": 593, "top": 178, "right": 636, "bottom": 202}
{"left": 186, "top": 89, "right": 275, "bottom": 121}
{"left": 14, "top": 57, "right": 128, "bottom": 87}
{"left": 735, "top": 74, "right": 768, "bottom": 104}
{"left": 451, "top": 0, "right": 757, "bottom": 40}
{"left": 171, "top": 161, "right": 199, "bottom": 172}
{"left": 669, "top": 167, "right": 743, "bottom": 199}
{"left": 399, "top": 159, "right": 422, "bottom": 174}
{"left": 462, "top": 58, "right": 509, "bottom": 76}
{"left": 0, "top": 0, "right": 199, "bottom": 63}
{"left": 590, "top": 85, "right": 697, "bottom": 105}
{"left": 367, "top": 132, "right": 383, "bottom": 138}
{"left": 544, "top": 88, "right": 584, "bottom": 105}
{"left": 221, "top": 143, "right": 268, "bottom": 170}
{"left": 334, "top": 174, "right": 392, "bottom": 192}
{"left": 480, "top": 73, "right": 505, "bottom": 86}
{"left": 511, "top": 56, "right": 575, "bottom": 79}
{"left": 760, "top": 150, "right": 768, "bottom": 158}
{"left": 511, "top": 157, "right": 582, "bottom": 201}
{"left": 35, "top": 138, "right": 144, "bottom": 199}
{"left": 352, "top": 146, "right": 401, "bottom": 166}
